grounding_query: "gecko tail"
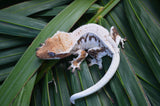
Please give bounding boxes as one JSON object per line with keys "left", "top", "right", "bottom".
{"left": 70, "top": 98, "right": 75, "bottom": 104}
{"left": 70, "top": 52, "right": 120, "bottom": 104}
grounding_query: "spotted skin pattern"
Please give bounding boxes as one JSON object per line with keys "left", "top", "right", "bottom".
{"left": 36, "top": 23, "right": 126, "bottom": 104}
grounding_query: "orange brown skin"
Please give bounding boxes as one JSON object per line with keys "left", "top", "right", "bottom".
{"left": 72, "top": 50, "right": 87, "bottom": 67}
{"left": 36, "top": 32, "right": 72, "bottom": 59}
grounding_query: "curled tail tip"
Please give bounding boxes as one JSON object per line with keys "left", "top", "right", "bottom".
{"left": 70, "top": 96, "right": 75, "bottom": 104}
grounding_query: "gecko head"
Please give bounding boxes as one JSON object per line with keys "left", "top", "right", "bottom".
{"left": 36, "top": 32, "right": 72, "bottom": 59}
{"left": 36, "top": 38, "right": 58, "bottom": 59}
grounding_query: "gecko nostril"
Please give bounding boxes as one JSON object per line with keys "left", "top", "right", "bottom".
{"left": 48, "top": 52, "right": 55, "bottom": 57}
{"left": 36, "top": 48, "right": 39, "bottom": 51}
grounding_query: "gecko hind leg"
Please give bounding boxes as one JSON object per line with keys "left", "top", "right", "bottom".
{"left": 68, "top": 50, "right": 88, "bottom": 72}
{"left": 88, "top": 47, "right": 107, "bottom": 69}
{"left": 88, "top": 58, "right": 103, "bottom": 69}
{"left": 110, "top": 26, "right": 127, "bottom": 48}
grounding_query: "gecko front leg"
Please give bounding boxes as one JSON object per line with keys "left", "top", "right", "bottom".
{"left": 68, "top": 50, "right": 88, "bottom": 72}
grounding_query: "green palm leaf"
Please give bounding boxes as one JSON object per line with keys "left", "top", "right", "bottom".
{"left": 0, "top": 0, "right": 159, "bottom": 106}
{"left": 1, "top": 0, "right": 71, "bottom": 16}
{"left": 124, "top": 0, "right": 160, "bottom": 82}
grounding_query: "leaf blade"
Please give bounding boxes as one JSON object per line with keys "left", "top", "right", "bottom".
{"left": 124, "top": 0, "right": 160, "bottom": 82}
{"left": 1, "top": 0, "right": 71, "bottom": 16}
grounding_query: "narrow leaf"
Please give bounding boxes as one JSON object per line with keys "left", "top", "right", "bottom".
{"left": 0, "top": 46, "right": 27, "bottom": 66}
{"left": 41, "top": 73, "right": 50, "bottom": 106}
{"left": 11, "top": 74, "right": 37, "bottom": 106}
{"left": 1, "top": 0, "right": 71, "bottom": 16}
{"left": 0, "top": 11, "right": 46, "bottom": 38}
{"left": 124, "top": 0, "right": 160, "bottom": 82}
{"left": 88, "top": 0, "right": 120, "bottom": 23}
{"left": 55, "top": 65, "right": 71, "bottom": 106}
{"left": 0, "top": 35, "right": 32, "bottom": 50}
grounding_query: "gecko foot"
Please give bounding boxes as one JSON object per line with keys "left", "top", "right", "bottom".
{"left": 68, "top": 50, "right": 88, "bottom": 72}
{"left": 120, "top": 37, "right": 127, "bottom": 49}
{"left": 88, "top": 58, "right": 102, "bottom": 69}
{"left": 68, "top": 63, "right": 80, "bottom": 73}
{"left": 88, "top": 58, "right": 96, "bottom": 66}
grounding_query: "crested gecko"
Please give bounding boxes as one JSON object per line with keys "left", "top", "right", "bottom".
{"left": 36, "top": 23, "right": 126, "bottom": 104}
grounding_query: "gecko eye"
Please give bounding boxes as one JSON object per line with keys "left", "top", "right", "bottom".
{"left": 48, "top": 52, "right": 55, "bottom": 57}
{"left": 39, "top": 43, "right": 45, "bottom": 46}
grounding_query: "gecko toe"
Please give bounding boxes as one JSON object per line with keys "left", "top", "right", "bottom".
{"left": 72, "top": 68, "right": 76, "bottom": 73}
{"left": 68, "top": 64, "right": 81, "bottom": 73}
{"left": 67, "top": 66, "right": 72, "bottom": 70}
